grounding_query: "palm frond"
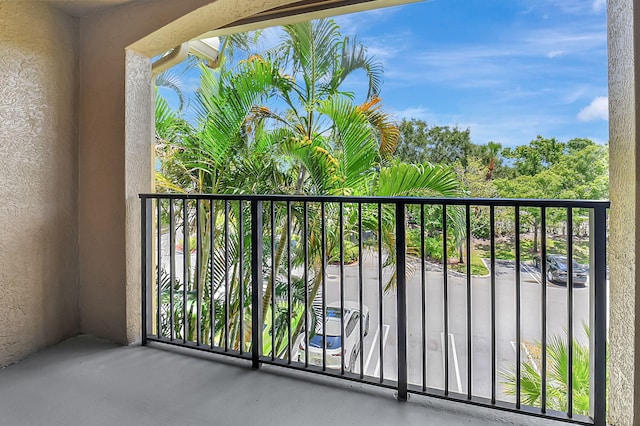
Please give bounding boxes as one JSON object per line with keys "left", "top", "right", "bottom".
{"left": 282, "top": 19, "right": 342, "bottom": 103}
{"left": 155, "top": 70, "right": 186, "bottom": 111}
{"left": 335, "top": 35, "right": 383, "bottom": 99}
{"left": 358, "top": 97, "right": 399, "bottom": 158}
{"left": 376, "top": 161, "right": 462, "bottom": 197}
{"left": 317, "top": 96, "right": 379, "bottom": 190}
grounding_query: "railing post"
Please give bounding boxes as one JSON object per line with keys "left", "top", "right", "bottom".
{"left": 251, "top": 200, "right": 264, "bottom": 369}
{"left": 396, "top": 202, "right": 408, "bottom": 401}
{"left": 141, "top": 196, "right": 153, "bottom": 345}
{"left": 590, "top": 206, "right": 607, "bottom": 426}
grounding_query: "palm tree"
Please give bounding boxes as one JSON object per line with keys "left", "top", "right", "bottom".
{"left": 154, "top": 18, "right": 464, "bottom": 357}
{"left": 155, "top": 55, "right": 295, "bottom": 344}
{"left": 500, "top": 329, "right": 606, "bottom": 416}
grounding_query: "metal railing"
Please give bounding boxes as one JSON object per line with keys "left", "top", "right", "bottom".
{"left": 141, "top": 194, "right": 609, "bottom": 425}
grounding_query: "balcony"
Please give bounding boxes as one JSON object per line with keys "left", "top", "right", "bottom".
{"left": 137, "top": 193, "right": 609, "bottom": 425}
{"left": 0, "top": 334, "right": 577, "bottom": 426}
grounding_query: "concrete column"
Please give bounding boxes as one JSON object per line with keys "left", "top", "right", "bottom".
{"left": 124, "top": 50, "right": 154, "bottom": 342}
{"left": 608, "top": 0, "right": 640, "bottom": 424}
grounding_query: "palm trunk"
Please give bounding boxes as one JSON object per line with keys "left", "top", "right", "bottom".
{"left": 289, "top": 261, "right": 323, "bottom": 347}
{"left": 261, "top": 215, "right": 289, "bottom": 319}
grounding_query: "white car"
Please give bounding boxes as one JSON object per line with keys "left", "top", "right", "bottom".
{"left": 298, "top": 301, "right": 370, "bottom": 372}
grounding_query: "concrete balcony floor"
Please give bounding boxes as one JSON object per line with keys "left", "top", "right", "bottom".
{"left": 0, "top": 336, "right": 575, "bottom": 426}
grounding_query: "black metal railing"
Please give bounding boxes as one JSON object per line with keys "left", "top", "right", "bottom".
{"left": 140, "top": 194, "right": 609, "bottom": 425}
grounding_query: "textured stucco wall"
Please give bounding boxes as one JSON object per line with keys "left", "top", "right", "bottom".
{"left": 124, "top": 49, "right": 153, "bottom": 341}
{"left": 78, "top": 0, "right": 309, "bottom": 344}
{"left": 608, "top": 0, "right": 638, "bottom": 424}
{"left": 0, "top": 2, "right": 79, "bottom": 366}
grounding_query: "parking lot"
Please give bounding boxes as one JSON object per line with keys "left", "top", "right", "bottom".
{"left": 320, "top": 252, "right": 591, "bottom": 402}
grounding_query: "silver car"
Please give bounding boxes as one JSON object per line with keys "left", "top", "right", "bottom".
{"left": 298, "top": 301, "right": 370, "bottom": 372}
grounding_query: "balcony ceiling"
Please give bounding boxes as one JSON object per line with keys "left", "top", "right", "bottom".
{"left": 44, "top": 0, "right": 141, "bottom": 17}
{"left": 46, "top": 0, "right": 384, "bottom": 20}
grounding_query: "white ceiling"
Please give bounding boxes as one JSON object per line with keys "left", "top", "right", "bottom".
{"left": 44, "top": 0, "right": 141, "bottom": 17}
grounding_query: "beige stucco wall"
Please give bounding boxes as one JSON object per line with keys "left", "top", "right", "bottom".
{"left": 0, "top": 2, "right": 79, "bottom": 366}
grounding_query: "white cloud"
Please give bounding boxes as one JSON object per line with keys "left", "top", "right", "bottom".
{"left": 577, "top": 96, "right": 608, "bottom": 121}
{"left": 392, "top": 107, "right": 430, "bottom": 120}
{"left": 592, "top": 0, "right": 606, "bottom": 12}
{"left": 333, "top": 6, "right": 401, "bottom": 35}
{"left": 562, "top": 86, "right": 589, "bottom": 104}
{"left": 547, "top": 50, "right": 565, "bottom": 58}
{"left": 536, "top": 0, "right": 600, "bottom": 15}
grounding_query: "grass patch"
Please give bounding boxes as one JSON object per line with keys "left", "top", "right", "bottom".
{"left": 475, "top": 236, "right": 590, "bottom": 264}
{"left": 449, "top": 248, "right": 490, "bottom": 276}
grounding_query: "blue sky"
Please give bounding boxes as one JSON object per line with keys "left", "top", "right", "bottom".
{"left": 161, "top": 0, "right": 608, "bottom": 148}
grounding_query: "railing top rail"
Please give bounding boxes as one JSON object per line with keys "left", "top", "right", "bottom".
{"left": 140, "top": 193, "right": 610, "bottom": 209}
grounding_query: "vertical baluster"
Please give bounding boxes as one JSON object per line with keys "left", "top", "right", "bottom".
{"left": 515, "top": 205, "right": 522, "bottom": 409}
{"left": 196, "top": 200, "right": 202, "bottom": 346}
{"left": 239, "top": 201, "right": 244, "bottom": 354}
{"left": 443, "top": 204, "right": 449, "bottom": 396}
{"left": 321, "top": 203, "right": 327, "bottom": 371}
{"left": 271, "top": 201, "right": 276, "bottom": 361}
{"left": 590, "top": 206, "right": 607, "bottom": 426}
{"left": 396, "top": 202, "right": 408, "bottom": 401}
{"left": 210, "top": 199, "right": 215, "bottom": 348}
{"left": 251, "top": 200, "right": 263, "bottom": 369}
{"left": 340, "top": 202, "right": 346, "bottom": 375}
{"left": 224, "top": 200, "right": 230, "bottom": 351}
{"left": 490, "top": 205, "right": 496, "bottom": 404}
{"left": 141, "top": 197, "right": 152, "bottom": 345}
{"left": 169, "top": 200, "right": 176, "bottom": 341}
{"left": 287, "top": 201, "right": 292, "bottom": 364}
{"left": 157, "top": 198, "right": 162, "bottom": 338}
{"left": 567, "top": 207, "right": 574, "bottom": 417}
{"left": 358, "top": 203, "right": 364, "bottom": 378}
{"left": 421, "top": 203, "right": 427, "bottom": 391}
{"left": 183, "top": 199, "right": 189, "bottom": 343}
{"left": 303, "top": 202, "right": 309, "bottom": 368}
{"left": 466, "top": 204, "right": 472, "bottom": 400}
{"left": 377, "top": 202, "right": 384, "bottom": 382}
{"left": 541, "top": 206, "right": 548, "bottom": 412}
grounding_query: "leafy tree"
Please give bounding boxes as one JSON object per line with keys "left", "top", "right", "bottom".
{"left": 551, "top": 143, "right": 608, "bottom": 200}
{"left": 395, "top": 119, "right": 473, "bottom": 166}
{"left": 501, "top": 136, "right": 566, "bottom": 177}
{"left": 566, "top": 137, "right": 595, "bottom": 153}
{"left": 495, "top": 138, "right": 608, "bottom": 251}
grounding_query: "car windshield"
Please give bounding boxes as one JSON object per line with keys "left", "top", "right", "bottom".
{"left": 309, "top": 334, "right": 341, "bottom": 349}
{"left": 550, "top": 256, "right": 583, "bottom": 270}
{"left": 326, "top": 307, "right": 342, "bottom": 318}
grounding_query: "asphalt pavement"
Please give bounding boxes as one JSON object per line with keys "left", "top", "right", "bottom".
{"left": 320, "top": 251, "right": 591, "bottom": 403}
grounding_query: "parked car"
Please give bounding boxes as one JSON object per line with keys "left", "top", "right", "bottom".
{"left": 298, "top": 301, "right": 369, "bottom": 372}
{"left": 533, "top": 254, "right": 588, "bottom": 285}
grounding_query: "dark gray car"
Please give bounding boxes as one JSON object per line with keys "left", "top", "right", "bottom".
{"left": 533, "top": 254, "right": 588, "bottom": 285}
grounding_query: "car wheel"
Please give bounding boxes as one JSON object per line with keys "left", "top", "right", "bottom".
{"left": 363, "top": 314, "right": 370, "bottom": 337}
{"left": 547, "top": 270, "right": 554, "bottom": 283}
{"left": 348, "top": 349, "right": 357, "bottom": 372}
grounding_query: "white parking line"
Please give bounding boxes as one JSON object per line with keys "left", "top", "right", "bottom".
{"left": 522, "top": 262, "right": 542, "bottom": 285}
{"left": 510, "top": 340, "right": 539, "bottom": 374}
{"left": 372, "top": 325, "right": 390, "bottom": 377}
{"left": 450, "top": 334, "right": 463, "bottom": 393}
{"left": 441, "top": 332, "right": 462, "bottom": 393}
{"left": 363, "top": 325, "right": 380, "bottom": 374}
